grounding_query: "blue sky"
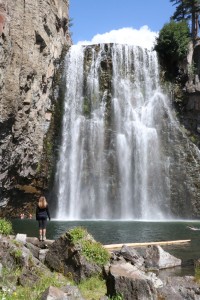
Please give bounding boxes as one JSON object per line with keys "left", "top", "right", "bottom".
{"left": 70, "top": 0, "right": 175, "bottom": 46}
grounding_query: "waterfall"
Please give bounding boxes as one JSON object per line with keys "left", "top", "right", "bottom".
{"left": 55, "top": 43, "right": 173, "bottom": 220}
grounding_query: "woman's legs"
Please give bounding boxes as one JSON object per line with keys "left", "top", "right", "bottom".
{"left": 42, "top": 219, "right": 47, "bottom": 240}
{"left": 38, "top": 220, "right": 43, "bottom": 241}
{"left": 38, "top": 219, "right": 47, "bottom": 241}
{"left": 42, "top": 228, "right": 46, "bottom": 240}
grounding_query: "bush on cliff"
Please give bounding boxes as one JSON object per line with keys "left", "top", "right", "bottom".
{"left": 154, "top": 20, "right": 190, "bottom": 78}
{"left": 0, "top": 218, "right": 12, "bottom": 235}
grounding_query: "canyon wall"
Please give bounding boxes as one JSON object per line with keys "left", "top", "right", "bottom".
{"left": 0, "top": 0, "right": 71, "bottom": 216}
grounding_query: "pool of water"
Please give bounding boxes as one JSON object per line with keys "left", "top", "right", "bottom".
{"left": 11, "top": 219, "right": 200, "bottom": 276}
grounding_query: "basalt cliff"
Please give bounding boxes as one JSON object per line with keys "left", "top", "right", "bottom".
{"left": 0, "top": 0, "right": 71, "bottom": 216}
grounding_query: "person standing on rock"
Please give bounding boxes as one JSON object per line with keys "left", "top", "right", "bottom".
{"left": 36, "top": 196, "right": 51, "bottom": 241}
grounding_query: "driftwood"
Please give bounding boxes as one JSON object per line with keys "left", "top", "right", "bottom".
{"left": 103, "top": 239, "right": 191, "bottom": 250}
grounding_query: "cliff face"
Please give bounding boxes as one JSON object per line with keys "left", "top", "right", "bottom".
{"left": 175, "top": 40, "right": 200, "bottom": 140}
{"left": 0, "top": 0, "right": 71, "bottom": 216}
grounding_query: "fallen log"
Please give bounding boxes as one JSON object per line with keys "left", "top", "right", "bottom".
{"left": 103, "top": 239, "right": 191, "bottom": 250}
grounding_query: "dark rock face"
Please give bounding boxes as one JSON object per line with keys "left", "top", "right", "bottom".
{"left": 0, "top": 0, "right": 71, "bottom": 216}
{"left": 168, "top": 39, "right": 200, "bottom": 218}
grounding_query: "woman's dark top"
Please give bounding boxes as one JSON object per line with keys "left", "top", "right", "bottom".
{"left": 36, "top": 205, "right": 51, "bottom": 221}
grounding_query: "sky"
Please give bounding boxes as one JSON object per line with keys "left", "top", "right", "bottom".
{"left": 69, "top": 0, "right": 175, "bottom": 49}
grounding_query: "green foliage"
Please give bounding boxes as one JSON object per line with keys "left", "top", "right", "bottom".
{"left": 68, "top": 226, "right": 87, "bottom": 243}
{"left": 170, "top": 0, "right": 200, "bottom": 39}
{"left": 68, "top": 226, "right": 110, "bottom": 266}
{"left": 10, "top": 248, "right": 23, "bottom": 260}
{"left": 109, "top": 294, "right": 124, "bottom": 300}
{"left": 188, "top": 62, "right": 197, "bottom": 78}
{"left": 0, "top": 271, "right": 70, "bottom": 300}
{"left": 195, "top": 263, "right": 200, "bottom": 281}
{"left": 154, "top": 20, "right": 190, "bottom": 62}
{"left": 0, "top": 218, "right": 13, "bottom": 235}
{"left": 78, "top": 275, "right": 106, "bottom": 300}
{"left": 82, "top": 240, "right": 110, "bottom": 266}
{"left": 190, "top": 135, "right": 198, "bottom": 144}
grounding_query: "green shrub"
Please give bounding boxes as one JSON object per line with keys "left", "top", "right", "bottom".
{"left": 10, "top": 248, "right": 23, "bottom": 262}
{"left": 68, "top": 226, "right": 87, "bottom": 243}
{"left": 68, "top": 226, "right": 110, "bottom": 266}
{"left": 154, "top": 20, "right": 190, "bottom": 78}
{"left": 195, "top": 261, "right": 200, "bottom": 282}
{"left": 0, "top": 271, "right": 70, "bottom": 300}
{"left": 109, "top": 294, "right": 124, "bottom": 300}
{"left": 0, "top": 218, "right": 13, "bottom": 235}
{"left": 154, "top": 20, "right": 190, "bottom": 61}
{"left": 82, "top": 240, "right": 110, "bottom": 266}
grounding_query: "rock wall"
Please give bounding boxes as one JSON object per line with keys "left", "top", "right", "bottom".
{"left": 0, "top": 0, "right": 71, "bottom": 216}
{"left": 176, "top": 40, "right": 200, "bottom": 140}
{"left": 169, "top": 40, "right": 200, "bottom": 218}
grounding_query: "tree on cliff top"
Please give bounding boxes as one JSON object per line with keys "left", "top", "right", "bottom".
{"left": 170, "top": 0, "right": 200, "bottom": 40}
{"left": 154, "top": 20, "right": 190, "bottom": 78}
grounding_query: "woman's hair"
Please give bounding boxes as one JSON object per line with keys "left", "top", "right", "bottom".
{"left": 38, "top": 196, "right": 48, "bottom": 208}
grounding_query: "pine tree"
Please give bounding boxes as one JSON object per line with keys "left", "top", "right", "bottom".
{"left": 170, "top": 0, "right": 200, "bottom": 40}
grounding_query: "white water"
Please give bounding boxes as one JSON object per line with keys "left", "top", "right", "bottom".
{"left": 55, "top": 44, "right": 173, "bottom": 220}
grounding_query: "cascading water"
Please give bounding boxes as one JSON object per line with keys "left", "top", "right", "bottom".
{"left": 55, "top": 43, "right": 173, "bottom": 220}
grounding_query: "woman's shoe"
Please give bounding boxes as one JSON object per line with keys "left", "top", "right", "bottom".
{"left": 43, "top": 235, "right": 46, "bottom": 241}
{"left": 39, "top": 235, "right": 42, "bottom": 241}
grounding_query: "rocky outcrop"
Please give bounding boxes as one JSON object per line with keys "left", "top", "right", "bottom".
{"left": 0, "top": 233, "right": 85, "bottom": 300}
{"left": 175, "top": 39, "right": 200, "bottom": 138}
{"left": 45, "top": 230, "right": 104, "bottom": 283}
{"left": 0, "top": 0, "right": 71, "bottom": 216}
{"left": 1, "top": 228, "right": 200, "bottom": 300}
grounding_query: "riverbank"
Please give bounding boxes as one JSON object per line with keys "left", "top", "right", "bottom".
{"left": 11, "top": 219, "right": 200, "bottom": 274}
{"left": 1, "top": 227, "right": 200, "bottom": 300}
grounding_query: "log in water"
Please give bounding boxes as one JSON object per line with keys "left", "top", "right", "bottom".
{"left": 104, "top": 239, "right": 191, "bottom": 250}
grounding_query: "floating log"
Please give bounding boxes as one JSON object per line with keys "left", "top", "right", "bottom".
{"left": 103, "top": 239, "right": 191, "bottom": 250}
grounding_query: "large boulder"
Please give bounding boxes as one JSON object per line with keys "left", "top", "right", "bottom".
{"left": 104, "top": 262, "right": 158, "bottom": 300}
{"left": 145, "top": 245, "right": 182, "bottom": 270}
{"left": 45, "top": 230, "right": 103, "bottom": 283}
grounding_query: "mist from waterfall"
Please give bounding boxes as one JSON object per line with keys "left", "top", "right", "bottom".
{"left": 55, "top": 43, "right": 173, "bottom": 220}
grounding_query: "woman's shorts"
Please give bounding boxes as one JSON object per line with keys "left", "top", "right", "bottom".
{"left": 38, "top": 219, "right": 47, "bottom": 229}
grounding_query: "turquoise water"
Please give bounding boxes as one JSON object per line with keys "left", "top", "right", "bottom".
{"left": 11, "top": 220, "right": 200, "bottom": 266}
